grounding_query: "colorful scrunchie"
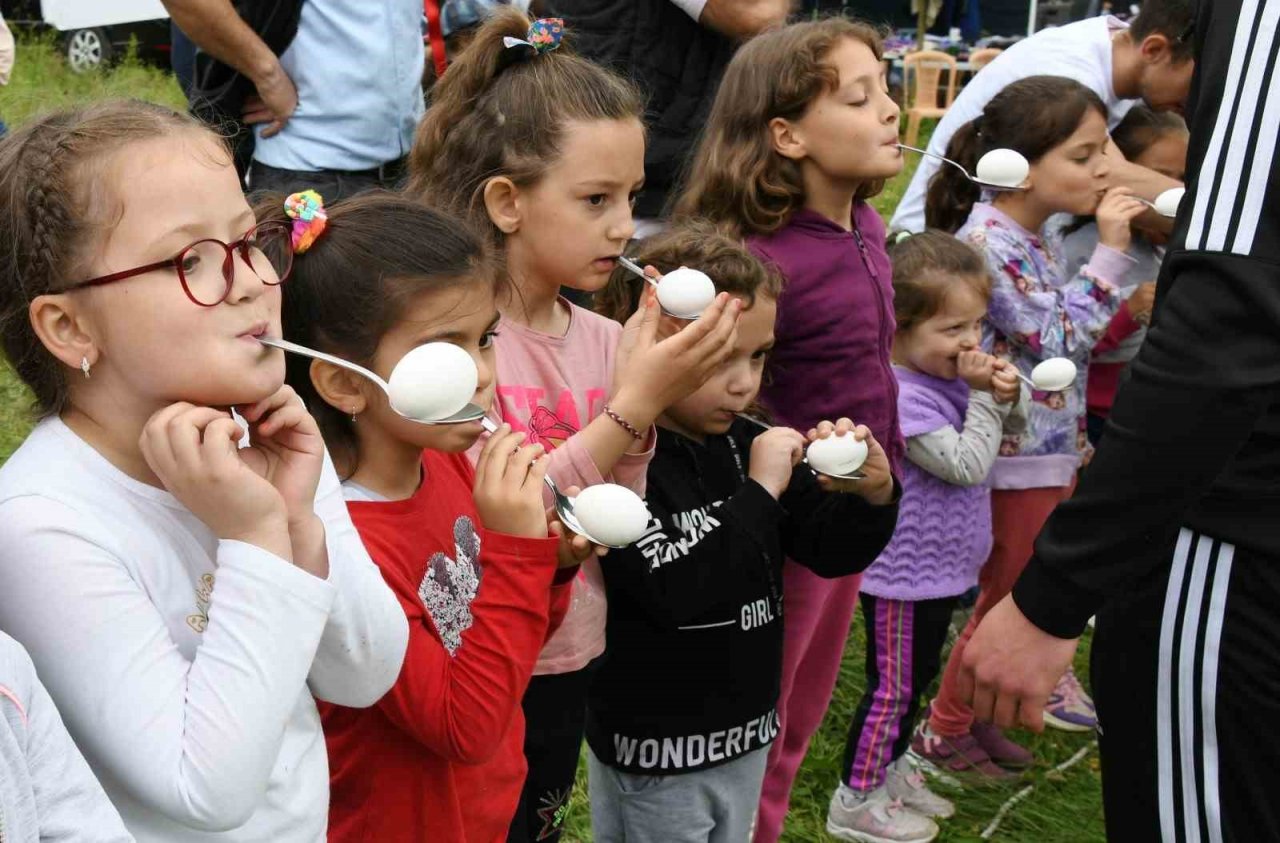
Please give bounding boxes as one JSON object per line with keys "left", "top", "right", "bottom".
{"left": 501, "top": 18, "right": 564, "bottom": 65}
{"left": 284, "top": 189, "right": 328, "bottom": 254}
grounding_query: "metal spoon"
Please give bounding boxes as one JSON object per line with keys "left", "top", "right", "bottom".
{"left": 259, "top": 337, "right": 486, "bottom": 425}
{"left": 478, "top": 417, "right": 625, "bottom": 549}
{"left": 897, "top": 144, "right": 1029, "bottom": 192}
{"left": 615, "top": 256, "right": 700, "bottom": 320}
{"left": 734, "top": 413, "right": 866, "bottom": 481}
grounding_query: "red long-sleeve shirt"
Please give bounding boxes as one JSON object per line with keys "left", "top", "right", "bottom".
{"left": 320, "top": 450, "right": 570, "bottom": 842}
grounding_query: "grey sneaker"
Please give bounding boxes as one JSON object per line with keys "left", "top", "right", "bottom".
{"left": 885, "top": 756, "right": 955, "bottom": 819}
{"left": 826, "top": 782, "right": 939, "bottom": 843}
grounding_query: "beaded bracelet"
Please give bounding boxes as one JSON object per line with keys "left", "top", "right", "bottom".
{"left": 603, "top": 404, "right": 644, "bottom": 440}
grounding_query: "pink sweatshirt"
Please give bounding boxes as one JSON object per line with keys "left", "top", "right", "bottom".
{"left": 470, "top": 299, "right": 655, "bottom": 675}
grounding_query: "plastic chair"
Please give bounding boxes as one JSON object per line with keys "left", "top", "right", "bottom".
{"left": 902, "top": 50, "right": 959, "bottom": 147}
{"left": 968, "top": 47, "right": 1003, "bottom": 74}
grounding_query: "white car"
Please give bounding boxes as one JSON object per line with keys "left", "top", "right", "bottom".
{"left": 2, "top": 0, "right": 171, "bottom": 72}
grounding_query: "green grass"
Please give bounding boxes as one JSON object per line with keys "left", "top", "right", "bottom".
{"left": 0, "top": 50, "right": 1104, "bottom": 842}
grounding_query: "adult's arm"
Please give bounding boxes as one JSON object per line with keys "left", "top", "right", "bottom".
{"left": 159, "top": 0, "right": 297, "bottom": 134}
{"left": 959, "top": 0, "right": 1280, "bottom": 732}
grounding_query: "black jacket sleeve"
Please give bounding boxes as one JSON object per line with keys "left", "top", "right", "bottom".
{"left": 779, "top": 464, "right": 901, "bottom": 579}
{"left": 1013, "top": 0, "right": 1280, "bottom": 638}
{"left": 608, "top": 478, "right": 787, "bottom": 630}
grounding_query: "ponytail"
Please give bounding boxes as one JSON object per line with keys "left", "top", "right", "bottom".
{"left": 925, "top": 118, "right": 983, "bottom": 234}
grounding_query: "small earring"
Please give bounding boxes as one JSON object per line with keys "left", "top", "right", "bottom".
{"left": 351, "top": 408, "right": 357, "bottom": 423}
{"left": 80, "top": 356, "right": 91, "bottom": 379}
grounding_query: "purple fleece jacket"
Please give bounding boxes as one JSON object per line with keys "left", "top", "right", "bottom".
{"left": 750, "top": 205, "right": 905, "bottom": 471}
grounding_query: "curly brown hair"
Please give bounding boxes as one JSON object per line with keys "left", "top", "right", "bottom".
{"left": 673, "top": 17, "right": 887, "bottom": 237}
{"left": 407, "top": 8, "right": 644, "bottom": 245}
{"left": 594, "top": 219, "right": 782, "bottom": 325}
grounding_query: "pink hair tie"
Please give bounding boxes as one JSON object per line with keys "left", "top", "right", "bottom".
{"left": 284, "top": 189, "right": 328, "bottom": 254}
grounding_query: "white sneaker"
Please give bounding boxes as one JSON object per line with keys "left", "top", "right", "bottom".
{"left": 885, "top": 756, "right": 955, "bottom": 819}
{"left": 826, "top": 782, "right": 939, "bottom": 843}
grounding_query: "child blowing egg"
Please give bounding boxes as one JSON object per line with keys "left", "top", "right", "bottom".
{"left": 586, "top": 221, "right": 899, "bottom": 842}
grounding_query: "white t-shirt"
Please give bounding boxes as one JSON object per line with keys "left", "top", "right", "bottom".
{"left": 891, "top": 16, "right": 1138, "bottom": 233}
{"left": 0, "top": 418, "right": 408, "bottom": 842}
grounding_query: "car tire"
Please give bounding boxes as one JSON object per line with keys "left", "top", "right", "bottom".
{"left": 65, "top": 28, "right": 112, "bottom": 73}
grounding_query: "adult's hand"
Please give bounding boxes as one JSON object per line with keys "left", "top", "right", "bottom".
{"left": 698, "top": 0, "right": 791, "bottom": 40}
{"left": 958, "top": 594, "right": 1080, "bottom": 731}
{"left": 243, "top": 61, "right": 298, "bottom": 138}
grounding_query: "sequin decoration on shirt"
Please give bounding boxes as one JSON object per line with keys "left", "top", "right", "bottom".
{"left": 418, "top": 516, "right": 483, "bottom": 656}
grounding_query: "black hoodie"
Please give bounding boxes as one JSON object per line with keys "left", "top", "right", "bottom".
{"left": 1014, "top": 0, "right": 1280, "bottom": 638}
{"left": 585, "top": 419, "right": 899, "bottom": 775}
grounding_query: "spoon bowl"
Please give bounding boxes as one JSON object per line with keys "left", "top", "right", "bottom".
{"left": 734, "top": 413, "right": 867, "bottom": 481}
{"left": 898, "top": 144, "right": 1030, "bottom": 192}
{"left": 1013, "top": 357, "right": 1078, "bottom": 393}
{"left": 479, "top": 417, "right": 638, "bottom": 548}
{"left": 259, "top": 337, "right": 486, "bottom": 424}
{"left": 1139, "top": 187, "right": 1186, "bottom": 218}
{"left": 616, "top": 256, "right": 714, "bottom": 320}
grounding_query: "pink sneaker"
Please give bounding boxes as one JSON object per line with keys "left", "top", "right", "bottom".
{"left": 1043, "top": 667, "right": 1097, "bottom": 733}
{"left": 970, "top": 721, "right": 1034, "bottom": 770}
{"left": 909, "top": 722, "right": 1014, "bottom": 782}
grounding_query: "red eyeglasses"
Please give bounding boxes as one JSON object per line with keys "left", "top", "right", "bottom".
{"left": 68, "top": 221, "right": 295, "bottom": 307}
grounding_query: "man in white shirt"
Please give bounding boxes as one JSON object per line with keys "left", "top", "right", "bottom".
{"left": 892, "top": 0, "right": 1195, "bottom": 233}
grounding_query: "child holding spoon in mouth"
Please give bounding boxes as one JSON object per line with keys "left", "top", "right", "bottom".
{"left": 268, "top": 191, "right": 596, "bottom": 843}
{"left": 589, "top": 222, "right": 899, "bottom": 842}
{"left": 923, "top": 75, "right": 1145, "bottom": 749}
{"left": 0, "top": 101, "right": 409, "bottom": 841}
{"left": 408, "top": 12, "right": 741, "bottom": 839}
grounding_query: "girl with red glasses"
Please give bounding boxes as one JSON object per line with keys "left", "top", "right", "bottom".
{"left": 0, "top": 100, "right": 408, "bottom": 841}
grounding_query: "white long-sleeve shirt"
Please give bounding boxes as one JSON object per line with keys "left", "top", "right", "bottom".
{"left": 0, "top": 418, "right": 408, "bottom": 842}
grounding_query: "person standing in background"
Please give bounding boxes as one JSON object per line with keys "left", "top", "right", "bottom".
{"left": 161, "top": 0, "right": 425, "bottom": 201}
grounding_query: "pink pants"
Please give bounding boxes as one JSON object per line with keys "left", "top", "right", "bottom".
{"left": 753, "top": 562, "right": 862, "bottom": 843}
{"left": 930, "top": 485, "right": 1071, "bottom": 737}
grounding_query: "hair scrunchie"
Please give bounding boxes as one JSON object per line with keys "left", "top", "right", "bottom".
{"left": 284, "top": 189, "right": 328, "bottom": 254}
{"left": 500, "top": 18, "right": 564, "bottom": 68}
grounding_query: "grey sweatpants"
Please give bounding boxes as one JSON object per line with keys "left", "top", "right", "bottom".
{"left": 587, "top": 745, "right": 768, "bottom": 842}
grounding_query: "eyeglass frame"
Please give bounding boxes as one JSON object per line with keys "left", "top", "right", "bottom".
{"left": 65, "top": 220, "right": 295, "bottom": 308}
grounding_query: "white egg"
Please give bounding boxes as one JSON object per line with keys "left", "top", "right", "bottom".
{"left": 573, "top": 484, "right": 651, "bottom": 547}
{"left": 1030, "top": 357, "right": 1077, "bottom": 392}
{"left": 975, "top": 148, "right": 1030, "bottom": 188}
{"left": 1154, "top": 187, "right": 1185, "bottom": 217}
{"left": 806, "top": 432, "right": 869, "bottom": 477}
{"left": 387, "top": 342, "right": 478, "bottom": 421}
{"left": 657, "top": 267, "right": 717, "bottom": 318}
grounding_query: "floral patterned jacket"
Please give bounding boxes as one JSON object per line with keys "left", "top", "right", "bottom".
{"left": 958, "top": 203, "right": 1132, "bottom": 490}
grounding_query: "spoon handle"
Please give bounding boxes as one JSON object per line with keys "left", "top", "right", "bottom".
{"left": 258, "top": 337, "right": 391, "bottom": 391}
{"left": 734, "top": 412, "right": 773, "bottom": 431}
{"left": 1014, "top": 371, "right": 1037, "bottom": 390}
{"left": 617, "top": 256, "right": 661, "bottom": 289}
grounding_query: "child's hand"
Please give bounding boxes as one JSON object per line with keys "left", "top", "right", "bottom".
{"left": 237, "top": 386, "right": 325, "bottom": 527}
{"left": 140, "top": 402, "right": 290, "bottom": 559}
{"left": 548, "top": 486, "right": 608, "bottom": 569}
{"left": 1128, "top": 280, "right": 1157, "bottom": 324}
{"left": 1096, "top": 187, "right": 1149, "bottom": 254}
{"left": 611, "top": 290, "right": 742, "bottom": 423}
{"left": 749, "top": 426, "right": 806, "bottom": 500}
{"left": 808, "top": 420, "right": 895, "bottom": 506}
{"left": 990, "top": 360, "right": 1021, "bottom": 405}
{"left": 957, "top": 350, "right": 998, "bottom": 392}
{"left": 473, "top": 423, "right": 550, "bottom": 539}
